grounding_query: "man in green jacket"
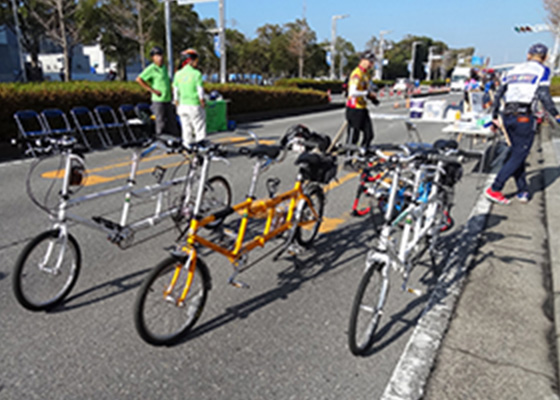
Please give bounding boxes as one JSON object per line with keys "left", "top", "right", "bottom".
{"left": 136, "top": 46, "right": 178, "bottom": 136}
{"left": 173, "top": 48, "right": 206, "bottom": 146}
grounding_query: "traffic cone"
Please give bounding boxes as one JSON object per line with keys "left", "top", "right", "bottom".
{"left": 327, "top": 89, "right": 332, "bottom": 102}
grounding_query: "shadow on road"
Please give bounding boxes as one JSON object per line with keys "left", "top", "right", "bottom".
{"left": 179, "top": 217, "right": 376, "bottom": 345}
{"left": 48, "top": 268, "right": 151, "bottom": 313}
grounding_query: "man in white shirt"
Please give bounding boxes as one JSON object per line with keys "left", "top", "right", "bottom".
{"left": 485, "top": 43, "right": 560, "bottom": 204}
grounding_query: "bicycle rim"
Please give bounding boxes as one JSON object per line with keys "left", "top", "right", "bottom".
{"left": 348, "top": 261, "right": 389, "bottom": 355}
{"left": 134, "top": 257, "right": 208, "bottom": 345}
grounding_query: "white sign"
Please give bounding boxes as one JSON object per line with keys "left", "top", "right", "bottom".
{"left": 422, "top": 100, "right": 447, "bottom": 120}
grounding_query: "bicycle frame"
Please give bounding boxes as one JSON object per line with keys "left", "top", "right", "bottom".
{"left": 170, "top": 151, "right": 321, "bottom": 303}
{"left": 367, "top": 157, "right": 447, "bottom": 292}
{"left": 47, "top": 143, "right": 196, "bottom": 247}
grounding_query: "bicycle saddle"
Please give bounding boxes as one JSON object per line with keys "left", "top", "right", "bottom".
{"left": 249, "top": 144, "right": 281, "bottom": 159}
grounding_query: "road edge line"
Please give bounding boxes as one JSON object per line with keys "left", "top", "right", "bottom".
{"left": 380, "top": 162, "right": 499, "bottom": 400}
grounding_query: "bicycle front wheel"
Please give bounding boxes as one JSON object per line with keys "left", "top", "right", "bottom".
{"left": 13, "top": 229, "right": 81, "bottom": 311}
{"left": 134, "top": 256, "right": 211, "bottom": 346}
{"left": 294, "top": 183, "right": 325, "bottom": 247}
{"left": 348, "top": 261, "right": 389, "bottom": 355}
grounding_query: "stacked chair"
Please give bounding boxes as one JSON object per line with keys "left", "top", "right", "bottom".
{"left": 14, "top": 104, "right": 155, "bottom": 156}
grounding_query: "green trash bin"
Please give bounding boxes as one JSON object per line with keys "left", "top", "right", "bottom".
{"left": 205, "top": 100, "right": 228, "bottom": 133}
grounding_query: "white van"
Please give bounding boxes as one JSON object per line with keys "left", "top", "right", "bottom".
{"left": 450, "top": 67, "right": 470, "bottom": 91}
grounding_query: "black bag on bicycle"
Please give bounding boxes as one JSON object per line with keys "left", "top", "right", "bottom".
{"left": 295, "top": 152, "right": 338, "bottom": 184}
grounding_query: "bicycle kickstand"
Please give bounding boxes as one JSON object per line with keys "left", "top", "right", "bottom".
{"left": 228, "top": 256, "right": 250, "bottom": 289}
{"left": 401, "top": 266, "right": 423, "bottom": 297}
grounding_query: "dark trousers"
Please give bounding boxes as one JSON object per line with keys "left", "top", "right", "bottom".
{"left": 491, "top": 114, "right": 536, "bottom": 193}
{"left": 151, "top": 101, "right": 179, "bottom": 136}
{"left": 346, "top": 107, "right": 374, "bottom": 147}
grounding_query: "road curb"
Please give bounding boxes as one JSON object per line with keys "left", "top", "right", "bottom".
{"left": 380, "top": 163, "right": 500, "bottom": 400}
{"left": 542, "top": 127, "right": 560, "bottom": 386}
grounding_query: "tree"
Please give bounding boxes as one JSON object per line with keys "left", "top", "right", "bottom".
{"left": 150, "top": 3, "right": 214, "bottom": 75}
{"left": 0, "top": 0, "right": 48, "bottom": 77}
{"left": 382, "top": 35, "right": 451, "bottom": 81}
{"left": 544, "top": 0, "right": 560, "bottom": 28}
{"left": 31, "top": 0, "right": 96, "bottom": 81}
{"left": 102, "top": 0, "right": 159, "bottom": 69}
{"left": 285, "top": 18, "right": 315, "bottom": 78}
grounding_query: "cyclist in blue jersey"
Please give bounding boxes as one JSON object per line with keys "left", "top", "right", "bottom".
{"left": 485, "top": 43, "right": 560, "bottom": 204}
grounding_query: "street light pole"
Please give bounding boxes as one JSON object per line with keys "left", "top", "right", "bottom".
{"left": 330, "top": 14, "right": 349, "bottom": 80}
{"left": 218, "top": 0, "right": 226, "bottom": 83}
{"left": 164, "top": 0, "right": 173, "bottom": 77}
{"left": 376, "top": 30, "right": 391, "bottom": 80}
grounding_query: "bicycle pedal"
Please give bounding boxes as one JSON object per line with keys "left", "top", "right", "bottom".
{"left": 405, "top": 287, "right": 422, "bottom": 297}
{"left": 228, "top": 278, "right": 250, "bottom": 289}
{"left": 287, "top": 244, "right": 303, "bottom": 256}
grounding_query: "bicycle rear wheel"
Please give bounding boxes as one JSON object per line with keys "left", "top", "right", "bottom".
{"left": 348, "top": 261, "right": 389, "bottom": 355}
{"left": 134, "top": 256, "right": 210, "bottom": 346}
{"left": 294, "top": 183, "right": 325, "bottom": 247}
{"left": 201, "top": 175, "right": 232, "bottom": 228}
{"left": 13, "top": 229, "right": 81, "bottom": 311}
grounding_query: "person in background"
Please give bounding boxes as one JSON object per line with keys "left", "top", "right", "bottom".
{"left": 485, "top": 43, "right": 560, "bottom": 204}
{"left": 173, "top": 48, "right": 206, "bottom": 146}
{"left": 345, "top": 50, "right": 379, "bottom": 149}
{"left": 136, "top": 46, "right": 178, "bottom": 136}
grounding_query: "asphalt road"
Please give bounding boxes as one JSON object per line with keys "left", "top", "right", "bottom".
{"left": 0, "top": 94, "right": 483, "bottom": 399}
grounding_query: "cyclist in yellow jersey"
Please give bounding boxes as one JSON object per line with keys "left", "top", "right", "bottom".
{"left": 346, "top": 51, "right": 378, "bottom": 148}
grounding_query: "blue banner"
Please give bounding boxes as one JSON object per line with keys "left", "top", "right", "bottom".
{"left": 214, "top": 35, "right": 220, "bottom": 58}
{"left": 326, "top": 51, "right": 332, "bottom": 67}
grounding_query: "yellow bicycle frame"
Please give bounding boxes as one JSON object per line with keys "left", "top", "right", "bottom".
{"left": 168, "top": 179, "right": 321, "bottom": 304}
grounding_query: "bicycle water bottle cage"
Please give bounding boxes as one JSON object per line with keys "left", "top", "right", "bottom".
{"left": 266, "top": 177, "right": 281, "bottom": 197}
{"left": 152, "top": 165, "right": 166, "bottom": 184}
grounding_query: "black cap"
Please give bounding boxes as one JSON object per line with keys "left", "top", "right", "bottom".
{"left": 149, "top": 46, "right": 164, "bottom": 57}
{"left": 528, "top": 43, "right": 548, "bottom": 57}
{"left": 361, "top": 50, "right": 376, "bottom": 62}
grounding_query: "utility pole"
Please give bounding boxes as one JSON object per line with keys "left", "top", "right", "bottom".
{"left": 409, "top": 41, "right": 421, "bottom": 81}
{"left": 218, "top": 0, "right": 226, "bottom": 83}
{"left": 164, "top": 0, "right": 173, "bottom": 77}
{"left": 427, "top": 46, "right": 436, "bottom": 81}
{"left": 330, "top": 14, "right": 349, "bottom": 80}
{"left": 10, "top": 0, "right": 26, "bottom": 82}
{"left": 376, "top": 30, "right": 391, "bottom": 80}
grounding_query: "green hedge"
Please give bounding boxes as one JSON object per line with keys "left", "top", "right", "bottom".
{"left": 0, "top": 81, "right": 328, "bottom": 141}
{"left": 274, "top": 78, "right": 396, "bottom": 93}
{"left": 420, "top": 80, "right": 447, "bottom": 87}
{"left": 274, "top": 78, "right": 344, "bottom": 93}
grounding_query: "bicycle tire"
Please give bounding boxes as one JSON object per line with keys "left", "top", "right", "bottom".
{"left": 13, "top": 229, "right": 81, "bottom": 311}
{"left": 348, "top": 261, "right": 389, "bottom": 355}
{"left": 134, "top": 256, "right": 211, "bottom": 346}
{"left": 294, "top": 183, "right": 325, "bottom": 247}
{"left": 202, "top": 175, "right": 232, "bottom": 229}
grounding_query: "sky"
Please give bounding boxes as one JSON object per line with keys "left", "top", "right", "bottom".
{"left": 191, "top": 0, "right": 554, "bottom": 66}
